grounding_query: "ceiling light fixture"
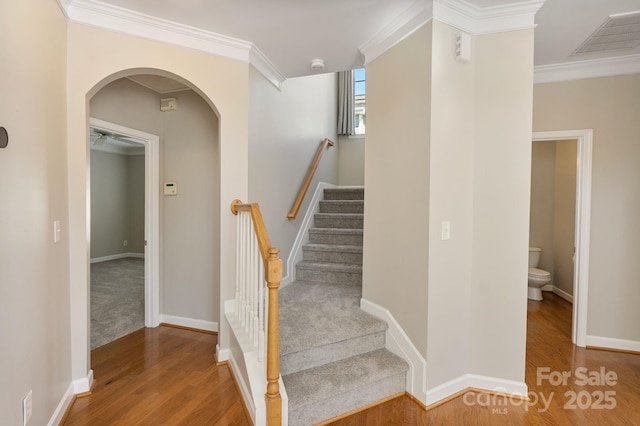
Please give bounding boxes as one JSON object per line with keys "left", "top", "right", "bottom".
{"left": 310, "top": 59, "right": 325, "bottom": 71}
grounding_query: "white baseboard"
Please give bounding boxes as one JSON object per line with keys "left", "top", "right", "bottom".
{"left": 552, "top": 286, "right": 573, "bottom": 303}
{"left": 160, "top": 314, "right": 218, "bottom": 332}
{"left": 73, "top": 369, "right": 94, "bottom": 394}
{"left": 90, "top": 252, "right": 145, "bottom": 263}
{"left": 216, "top": 344, "right": 231, "bottom": 363}
{"left": 426, "top": 374, "right": 528, "bottom": 406}
{"left": 360, "top": 298, "right": 427, "bottom": 404}
{"left": 227, "top": 352, "right": 257, "bottom": 425}
{"left": 283, "top": 182, "right": 338, "bottom": 288}
{"left": 586, "top": 335, "right": 640, "bottom": 353}
{"left": 48, "top": 383, "right": 75, "bottom": 426}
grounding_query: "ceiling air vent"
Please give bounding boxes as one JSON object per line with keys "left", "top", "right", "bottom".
{"left": 572, "top": 10, "right": 640, "bottom": 55}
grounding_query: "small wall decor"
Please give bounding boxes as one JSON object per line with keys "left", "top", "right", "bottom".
{"left": 0, "top": 127, "right": 7, "bottom": 148}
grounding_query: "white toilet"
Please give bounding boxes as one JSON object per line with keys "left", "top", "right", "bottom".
{"left": 528, "top": 247, "right": 551, "bottom": 301}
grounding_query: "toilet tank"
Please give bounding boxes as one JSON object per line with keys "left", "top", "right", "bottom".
{"left": 529, "top": 247, "right": 541, "bottom": 268}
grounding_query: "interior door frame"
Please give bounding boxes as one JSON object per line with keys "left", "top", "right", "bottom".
{"left": 532, "top": 129, "right": 593, "bottom": 347}
{"left": 89, "top": 117, "right": 161, "bottom": 327}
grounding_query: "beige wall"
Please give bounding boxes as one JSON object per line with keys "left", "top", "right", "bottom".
{"left": 426, "top": 20, "right": 475, "bottom": 387}
{"left": 248, "top": 68, "right": 338, "bottom": 276}
{"left": 90, "top": 150, "right": 145, "bottom": 258}
{"left": 90, "top": 78, "right": 221, "bottom": 326}
{"left": 67, "top": 22, "right": 249, "bottom": 380}
{"left": 530, "top": 142, "right": 556, "bottom": 274}
{"left": 468, "top": 28, "right": 534, "bottom": 383}
{"left": 0, "top": 1, "right": 71, "bottom": 424}
{"left": 530, "top": 140, "right": 577, "bottom": 295}
{"left": 128, "top": 155, "right": 146, "bottom": 254}
{"left": 337, "top": 135, "right": 365, "bottom": 185}
{"left": 534, "top": 74, "right": 640, "bottom": 342}
{"left": 363, "top": 22, "right": 432, "bottom": 357}
{"left": 553, "top": 140, "right": 576, "bottom": 295}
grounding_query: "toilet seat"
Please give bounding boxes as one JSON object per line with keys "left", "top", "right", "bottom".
{"left": 528, "top": 267, "right": 550, "bottom": 278}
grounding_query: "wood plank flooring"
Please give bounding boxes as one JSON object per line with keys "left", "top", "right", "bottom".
{"left": 63, "top": 326, "right": 250, "bottom": 425}
{"left": 64, "top": 293, "right": 640, "bottom": 425}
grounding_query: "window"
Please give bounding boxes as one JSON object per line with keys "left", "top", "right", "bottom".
{"left": 354, "top": 68, "right": 366, "bottom": 135}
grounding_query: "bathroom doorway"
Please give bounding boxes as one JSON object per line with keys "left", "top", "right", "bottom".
{"left": 531, "top": 130, "right": 592, "bottom": 347}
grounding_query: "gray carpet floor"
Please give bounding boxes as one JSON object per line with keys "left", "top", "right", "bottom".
{"left": 90, "top": 257, "right": 144, "bottom": 349}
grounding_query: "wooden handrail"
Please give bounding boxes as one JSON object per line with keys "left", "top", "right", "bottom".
{"left": 231, "top": 200, "right": 282, "bottom": 426}
{"left": 287, "top": 138, "right": 335, "bottom": 220}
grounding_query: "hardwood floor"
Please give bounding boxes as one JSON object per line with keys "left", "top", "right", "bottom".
{"left": 63, "top": 326, "right": 250, "bottom": 425}
{"left": 64, "top": 293, "right": 640, "bottom": 425}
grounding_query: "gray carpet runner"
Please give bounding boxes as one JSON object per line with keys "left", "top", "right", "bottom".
{"left": 280, "top": 188, "right": 408, "bottom": 425}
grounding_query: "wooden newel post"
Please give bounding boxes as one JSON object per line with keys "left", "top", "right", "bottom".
{"left": 265, "top": 247, "right": 282, "bottom": 425}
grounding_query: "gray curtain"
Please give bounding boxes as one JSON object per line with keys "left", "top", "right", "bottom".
{"left": 337, "top": 70, "right": 354, "bottom": 135}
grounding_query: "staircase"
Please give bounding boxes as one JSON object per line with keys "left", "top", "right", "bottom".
{"left": 280, "top": 188, "right": 408, "bottom": 425}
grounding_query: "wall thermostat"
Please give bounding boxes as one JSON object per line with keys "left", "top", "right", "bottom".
{"left": 163, "top": 182, "right": 178, "bottom": 195}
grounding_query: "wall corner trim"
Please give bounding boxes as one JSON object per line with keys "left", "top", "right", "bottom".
{"left": 360, "top": 298, "right": 427, "bottom": 404}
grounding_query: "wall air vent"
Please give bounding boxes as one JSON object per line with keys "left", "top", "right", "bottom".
{"left": 572, "top": 11, "right": 640, "bottom": 56}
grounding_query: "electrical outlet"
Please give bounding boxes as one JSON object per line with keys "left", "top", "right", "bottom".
{"left": 23, "top": 390, "right": 32, "bottom": 426}
{"left": 123, "top": 240, "right": 128, "bottom": 247}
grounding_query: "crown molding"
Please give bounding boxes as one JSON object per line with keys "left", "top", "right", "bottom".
{"left": 433, "top": 0, "right": 546, "bottom": 35}
{"left": 359, "top": 0, "right": 434, "bottom": 66}
{"left": 60, "top": 0, "right": 252, "bottom": 61}
{"left": 57, "top": 0, "right": 287, "bottom": 85}
{"left": 249, "top": 46, "right": 287, "bottom": 90}
{"left": 534, "top": 54, "right": 640, "bottom": 84}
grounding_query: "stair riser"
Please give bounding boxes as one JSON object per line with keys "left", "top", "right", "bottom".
{"left": 319, "top": 201, "right": 364, "bottom": 214}
{"left": 324, "top": 189, "right": 365, "bottom": 201}
{"left": 314, "top": 215, "right": 363, "bottom": 229}
{"left": 281, "top": 331, "right": 385, "bottom": 376}
{"left": 296, "top": 268, "right": 362, "bottom": 286}
{"left": 308, "top": 232, "right": 362, "bottom": 246}
{"left": 288, "top": 374, "right": 406, "bottom": 426}
{"left": 302, "top": 249, "right": 362, "bottom": 265}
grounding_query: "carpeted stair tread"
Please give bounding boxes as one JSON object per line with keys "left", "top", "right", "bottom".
{"left": 314, "top": 213, "right": 363, "bottom": 229}
{"left": 283, "top": 349, "right": 408, "bottom": 424}
{"left": 319, "top": 200, "right": 364, "bottom": 214}
{"left": 279, "top": 282, "right": 385, "bottom": 355}
{"left": 302, "top": 244, "right": 363, "bottom": 253}
{"left": 296, "top": 261, "right": 362, "bottom": 273}
{"left": 324, "top": 188, "right": 365, "bottom": 200}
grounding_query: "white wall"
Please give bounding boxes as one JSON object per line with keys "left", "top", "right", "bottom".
{"left": 363, "top": 22, "right": 432, "bottom": 357}
{"left": 67, "top": 22, "right": 249, "bottom": 380}
{"left": 534, "top": 74, "right": 640, "bottom": 343}
{"left": 90, "top": 78, "right": 220, "bottom": 326}
{"left": 90, "top": 150, "right": 145, "bottom": 258}
{"left": 248, "top": 68, "right": 338, "bottom": 276}
{"left": 0, "top": 1, "right": 71, "bottom": 424}
{"left": 337, "top": 135, "right": 365, "bottom": 185}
